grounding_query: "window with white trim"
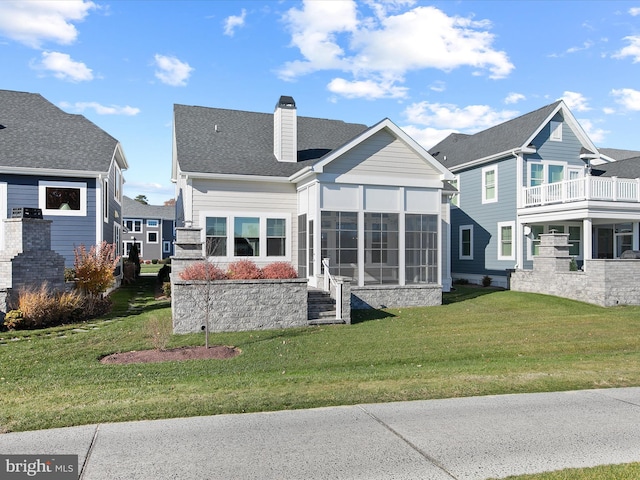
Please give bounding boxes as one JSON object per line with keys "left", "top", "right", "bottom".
{"left": 124, "top": 219, "right": 142, "bottom": 233}
{"left": 482, "top": 166, "right": 497, "bottom": 203}
{"left": 497, "top": 221, "right": 515, "bottom": 260}
{"left": 39, "top": 181, "right": 87, "bottom": 216}
{"left": 163, "top": 241, "right": 171, "bottom": 254}
{"left": 550, "top": 121, "right": 562, "bottom": 141}
{"left": 204, "top": 214, "right": 289, "bottom": 259}
{"left": 147, "top": 231, "right": 158, "bottom": 244}
{"left": 103, "top": 178, "right": 109, "bottom": 222}
{"left": 450, "top": 176, "right": 459, "bottom": 207}
{"left": 459, "top": 225, "right": 473, "bottom": 260}
{"left": 114, "top": 223, "right": 121, "bottom": 256}
{"left": 147, "top": 219, "right": 159, "bottom": 228}
{"left": 114, "top": 167, "right": 123, "bottom": 204}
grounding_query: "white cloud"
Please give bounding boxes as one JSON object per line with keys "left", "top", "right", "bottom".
{"left": 59, "top": 101, "right": 140, "bottom": 116}
{"left": 33, "top": 51, "right": 93, "bottom": 82}
{"left": 328, "top": 77, "right": 408, "bottom": 99}
{"left": 613, "top": 36, "right": 640, "bottom": 62}
{"left": 279, "top": 1, "right": 513, "bottom": 99}
{"left": 429, "top": 80, "right": 446, "bottom": 92}
{"left": 153, "top": 54, "right": 193, "bottom": 86}
{"left": 611, "top": 88, "right": 640, "bottom": 110}
{"left": 223, "top": 9, "right": 246, "bottom": 37}
{"left": 505, "top": 92, "right": 525, "bottom": 104}
{"left": 561, "top": 91, "right": 590, "bottom": 112}
{"left": 403, "top": 101, "right": 518, "bottom": 131}
{"left": 629, "top": 7, "right": 640, "bottom": 16}
{"left": 603, "top": 107, "right": 616, "bottom": 115}
{"left": 0, "top": 0, "right": 95, "bottom": 48}
{"left": 578, "top": 118, "right": 608, "bottom": 144}
{"left": 402, "top": 125, "right": 456, "bottom": 150}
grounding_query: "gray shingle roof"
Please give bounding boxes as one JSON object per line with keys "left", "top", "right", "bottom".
{"left": 174, "top": 103, "right": 368, "bottom": 178}
{"left": 0, "top": 89, "right": 120, "bottom": 173}
{"left": 122, "top": 195, "right": 175, "bottom": 220}
{"left": 429, "top": 101, "right": 562, "bottom": 170}
{"left": 592, "top": 156, "right": 640, "bottom": 178}
{"left": 598, "top": 148, "right": 640, "bottom": 161}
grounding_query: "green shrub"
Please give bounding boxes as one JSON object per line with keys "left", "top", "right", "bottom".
{"left": 157, "top": 264, "right": 171, "bottom": 284}
{"left": 162, "top": 282, "right": 171, "bottom": 297}
{"left": 482, "top": 275, "right": 492, "bottom": 287}
{"left": 64, "top": 268, "right": 76, "bottom": 282}
{"left": 151, "top": 259, "right": 159, "bottom": 264}
{"left": 3, "top": 309, "right": 23, "bottom": 330}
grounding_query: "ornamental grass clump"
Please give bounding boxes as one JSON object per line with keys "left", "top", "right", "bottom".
{"left": 261, "top": 262, "right": 298, "bottom": 279}
{"left": 178, "top": 262, "right": 227, "bottom": 281}
{"left": 4, "top": 284, "right": 83, "bottom": 329}
{"left": 227, "top": 259, "right": 263, "bottom": 279}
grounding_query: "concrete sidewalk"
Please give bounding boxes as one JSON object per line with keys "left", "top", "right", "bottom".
{"left": 2, "top": 388, "right": 640, "bottom": 479}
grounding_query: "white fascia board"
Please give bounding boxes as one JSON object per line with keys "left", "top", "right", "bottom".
{"left": 0, "top": 166, "right": 104, "bottom": 178}
{"left": 313, "top": 118, "right": 455, "bottom": 180}
{"left": 449, "top": 149, "right": 524, "bottom": 172}
{"left": 178, "top": 171, "right": 291, "bottom": 183}
{"left": 113, "top": 142, "right": 129, "bottom": 170}
{"left": 320, "top": 172, "right": 445, "bottom": 189}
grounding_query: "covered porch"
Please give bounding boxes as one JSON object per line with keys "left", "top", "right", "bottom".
{"left": 517, "top": 175, "right": 640, "bottom": 269}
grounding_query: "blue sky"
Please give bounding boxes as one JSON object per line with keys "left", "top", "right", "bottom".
{"left": 1, "top": 0, "right": 640, "bottom": 205}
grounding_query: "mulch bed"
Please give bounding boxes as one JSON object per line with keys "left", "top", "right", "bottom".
{"left": 100, "top": 345, "right": 241, "bottom": 365}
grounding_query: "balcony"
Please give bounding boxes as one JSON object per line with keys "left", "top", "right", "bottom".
{"left": 523, "top": 176, "right": 640, "bottom": 207}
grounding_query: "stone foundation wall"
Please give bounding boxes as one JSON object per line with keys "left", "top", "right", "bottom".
{"left": 351, "top": 284, "right": 442, "bottom": 309}
{"left": 172, "top": 278, "right": 309, "bottom": 333}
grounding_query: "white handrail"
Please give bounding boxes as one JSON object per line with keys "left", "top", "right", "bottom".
{"left": 522, "top": 176, "right": 640, "bottom": 207}
{"left": 322, "top": 258, "right": 342, "bottom": 321}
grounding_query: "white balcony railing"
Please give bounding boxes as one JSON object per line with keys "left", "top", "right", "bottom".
{"left": 523, "top": 176, "right": 640, "bottom": 207}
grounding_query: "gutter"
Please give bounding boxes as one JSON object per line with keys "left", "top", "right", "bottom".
{"left": 449, "top": 146, "right": 536, "bottom": 172}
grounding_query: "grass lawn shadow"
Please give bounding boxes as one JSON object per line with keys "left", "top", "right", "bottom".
{"left": 443, "top": 285, "right": 505, "bottom": 305}
{"left": 351, "top": 309, "right": 396, "bottom": 324}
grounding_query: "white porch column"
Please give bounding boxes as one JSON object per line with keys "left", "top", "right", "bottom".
{"left": 516, "top": 219, "right": 525, "bottom": 270}
{"left": 583, "top": 218, "right": 593, "bottom": 268}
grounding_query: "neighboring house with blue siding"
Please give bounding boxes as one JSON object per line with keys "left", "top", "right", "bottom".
{"left": 430, "top": 100, "right": 640, "bottom": 287}
{"left": 173, "top": 96, "right": 455, "bottom": 307}
{"left": 0, "top": 89, "right": 128, "bottom": 266}
{"left": 122, "top": 195, "right": 175, "bottom": 261}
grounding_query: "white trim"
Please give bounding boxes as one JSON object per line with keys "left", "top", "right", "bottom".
{"left": 163, "top": 241, "right": 172, "bottom": 254}
{"left": 38, "top": 180, "right": 87, "bottom": 216}
{"left": 0, "top": 182, "right": 6, "bottom": 250}
{"left": 124, "top": 219, "right": 143, "bottom": 233}
{"left": 102, "top": 177, "right": 109, "bottom": 223}
{"left": 146, "top": 219, "right": 160, "bottom": 228}
{"left": 459, "top": 224, "right": 474, "bottom": 260}
{"left": 147, "top": 231, "right": 159, "bottom": 244}
{"left": 482, "top": 165, "right": 498, "bottom": 204}
{"left": 497, "top": 221, "right": 516, "bottom": 261}
{"left": 123, "top": 240, "right": 143, "bottom": 258}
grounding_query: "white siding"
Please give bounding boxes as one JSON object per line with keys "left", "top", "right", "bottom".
{"left": 324, "top": 130, "right": 442, "bottom": 185}
{"left": 191, "top": 179, "right": 298, "bottom": 266}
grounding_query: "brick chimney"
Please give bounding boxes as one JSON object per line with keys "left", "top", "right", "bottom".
{"left": 274, "top": 96, "right": 297, "bottom": 163}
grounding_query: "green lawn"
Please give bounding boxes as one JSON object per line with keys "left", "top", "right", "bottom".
{"left": 1, "top": 277, "right": 640, "bottom": 434}
{"left": 496, "top": 462, "right": 640, "bottom": 479}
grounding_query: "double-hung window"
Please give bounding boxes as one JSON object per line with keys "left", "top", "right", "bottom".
{"left": 482, "top": 166, "right": 497, "bottom": 203}
{"left": 497, "top": 221, "right": 515, "bottom": 260}
{"left": 459, "top": 225, "right": 473, "bottom": 260}
{"left": 124, "top": 219, "right": 142, "bottom": 233}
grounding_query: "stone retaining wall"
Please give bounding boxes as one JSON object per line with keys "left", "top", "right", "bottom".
{"left": 510, "top": 233, "right": 640, "bottom": 307}
{"left": 172, "top": 278, "right": 309, "bottom": 333}
{"left": 351, "top": 284, "right": 442, "bottom": 309}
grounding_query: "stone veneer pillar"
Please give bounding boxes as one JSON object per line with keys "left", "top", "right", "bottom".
{"left": 533, "top": 233, "right": 571, "bottom": 273}
{"left": 0, "top": 218, "right": 66, "bottom": 314}
{"left": 170, "top": 227, "right": 204, "bottom": 279}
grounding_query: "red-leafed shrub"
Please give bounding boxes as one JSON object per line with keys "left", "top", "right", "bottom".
{"left": 227, "top": 259, "right": 263, "bottom": 279}
{"left": 179, "top": 262, "right": 227, "bottom": 281}
{"left": 261, "top": 262, "right": 298, "bottom": 279}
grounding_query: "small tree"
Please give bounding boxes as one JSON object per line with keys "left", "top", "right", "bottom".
{"left": 74, "top": 242, "right": 121, "bottom": 297}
